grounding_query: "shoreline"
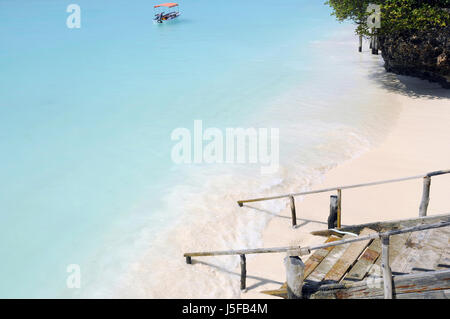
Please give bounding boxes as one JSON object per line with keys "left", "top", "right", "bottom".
{"left": 242, "top": 75, "right": 450, "bottom": 299}
{"left": 111, "top": 31, "right": 448, "bottom": 299}
{"left": 111, "top": 27, "right": 389, "bottom": 299}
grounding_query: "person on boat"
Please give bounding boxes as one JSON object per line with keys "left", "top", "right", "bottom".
{"left": 156, "top": 12, "right": 164, "bottom": 23}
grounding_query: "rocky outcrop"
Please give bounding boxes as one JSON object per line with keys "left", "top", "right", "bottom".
{"left": 378, "top": 27, "right": 450, "bottom": 88}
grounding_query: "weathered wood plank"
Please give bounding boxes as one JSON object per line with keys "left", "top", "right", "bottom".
{"left": 304, "top": 236, "right": 340, "bottom": 278}
{"left": 306, "top": 235, "right": 353, "bottom": 282}
{"left": 391, "top": 228, "right": 433, "bottom": 274}
{"left": 367, "top": 232, "right": 411, "bottom": 279}
{"left": 311, "top": 213, "right": 450, "bottom": 237}
{"left": 391, "top": 227, "right": 449, "bottom": 274}
{"left": 436, "top": 240, "right": 450, "bottom": 271}
{"left": 411, "top": 227, "right": 449, "bottom": 273}
{"left": 309, "top": 269, "right": 450, "bottom": 299}
{"left": 395, "top": 289, "right": 450, "bottom": 299}
{"left": 259, "top": 288, "right": 287, "bottom": 298}
{"left": 324, "top": 228, "right": 376, "bottom": 282}
{"left": 388, "top": 232, "right": 413, "bottom": 263}
{"left": 343, "top": 237, "right": 381, "bottom": 282}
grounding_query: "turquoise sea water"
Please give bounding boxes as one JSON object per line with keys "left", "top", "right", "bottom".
{"left": 0, "top": 1, "right": 397, "bottom": 298}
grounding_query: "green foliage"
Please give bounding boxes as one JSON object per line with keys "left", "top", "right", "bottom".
{"left": 325, "top": 0, "right": 450, "bottom": 36}
{"left": 381, "top": 0, "right": 450, "bottom": 34}
{"left": 325, "top": 0, "right": 385, "bottom": 36}
{"left": 325, "top": 0, "right": 371, "bottom": 22}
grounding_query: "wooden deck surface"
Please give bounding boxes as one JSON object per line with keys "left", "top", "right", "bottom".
{"left": 261, "top": 215, "right": 450, "bottom": 299}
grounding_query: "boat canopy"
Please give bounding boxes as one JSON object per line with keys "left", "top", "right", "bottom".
{"left": 154, "top": 3, "right": 179, "bottom": 8}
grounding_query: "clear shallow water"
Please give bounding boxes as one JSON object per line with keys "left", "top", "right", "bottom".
{"left": 0, "top": 1, "right": 399, "bottom": 298}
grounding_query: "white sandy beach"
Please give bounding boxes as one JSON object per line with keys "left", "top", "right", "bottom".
{"left": 111, "top": 33, "right": 450, "bottom": 299}
{"left": 242, "top": 76, "right": 450, "bottom": 299}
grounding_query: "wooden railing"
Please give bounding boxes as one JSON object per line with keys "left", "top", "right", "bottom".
{"left": 237, "top": 169, "right": 450, "bottom": 228}
{"left": 184, "top": 170, "right": 450, "bottom": 297}
{"left": 184, "top": 218, "right": 450, "bottom": 298}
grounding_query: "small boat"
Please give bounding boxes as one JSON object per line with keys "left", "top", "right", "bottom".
{"left": 154, "top": 3, "right": 181, "bottom": 23}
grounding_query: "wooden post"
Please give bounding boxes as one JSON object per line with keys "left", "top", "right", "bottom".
{"left": 375, "top": 35, "right": 380, "bottom": 55}
{"left": 371, "top": 29, "right": 378, "bottom": 55}
{"left": 381, "top": 236, "right": 393, "bottom": 299}
{"left": 337, "top": 189, "right": 342, "bottom": 228}
{"left": 284, "top": 252, "right": 305, "bottom": 299}
{"left": 240, "top": 254, "right": 247, "bottom": 291}
{"left": 419, "top": 176, "right": 431, "bottom": 217}
{"left": 289, "top": 195, "right": 297, "bottom": 227}
{"left": 328, "top": 195, "right": 338, "bottom": 229}
{"left": 186, "top": 256, "right": 192, "bottom": 264}
{"left": 359, "top": 35, "right": 363, "bottom": 52}
{"left": 374, "top": 35, "right": 379, "bottom": 55}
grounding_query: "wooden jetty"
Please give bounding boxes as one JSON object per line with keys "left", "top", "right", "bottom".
{"left": 262, "top": 214, "right": 450, "bottom": 299}
{"left": 184, "top": 170, "right": 450, "bottom": 299}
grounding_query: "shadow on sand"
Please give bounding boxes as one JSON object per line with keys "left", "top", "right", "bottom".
{"left": 192, "top": 260, "right": 283, "bottom": 291}
{"left": 368, "top": 67, "right": 450, "bottom": 100}
{"left": 242, "top": 204, "right": 340, "bottom": 229}
{"left": 189, "top": 205, "right": 335, "bottom": 292}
